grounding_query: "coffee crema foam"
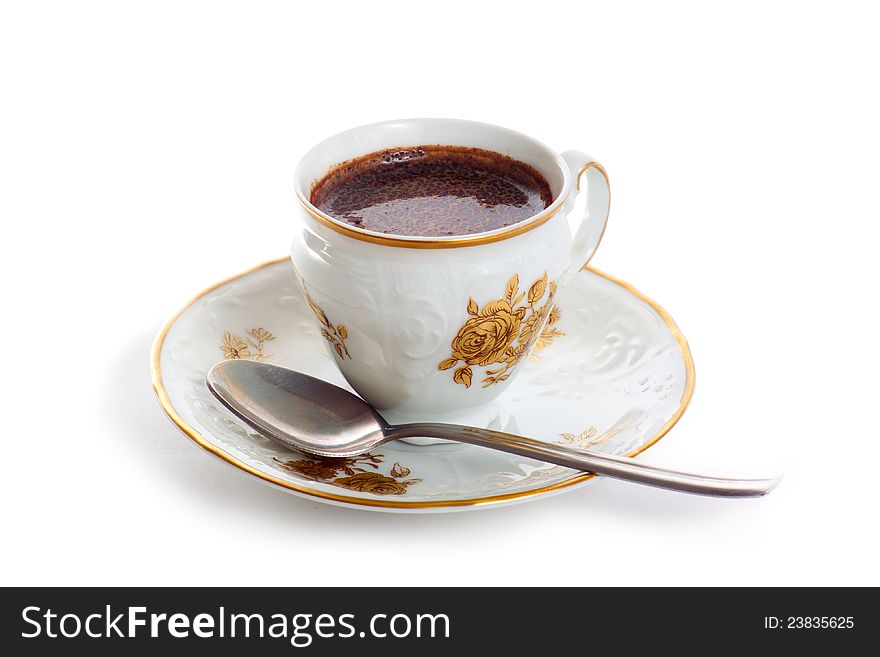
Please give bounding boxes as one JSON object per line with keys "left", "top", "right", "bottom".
{"left": 310, "top": 145, "right": 553, "bottom": 237}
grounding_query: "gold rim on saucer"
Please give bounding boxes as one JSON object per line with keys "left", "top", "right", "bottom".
{"left": 150, "top": 257, "right": 695, "bottom": 510}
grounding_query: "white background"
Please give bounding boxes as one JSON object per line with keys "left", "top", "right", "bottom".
{"left": 2, "top": 0, "right": 878, "bottom": 587}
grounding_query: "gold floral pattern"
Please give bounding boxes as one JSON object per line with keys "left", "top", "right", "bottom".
{"left": 558, "top": 417, "right": 637, "bottom": 449}
{"left": 215, "top": 317, "right": 416, "bottom": 497}
{"left": 304, "top": 288, "right": 350, "bottom": 360}
{"left": 559, "top": 426, "right": 600, "bottom": 448}
{"left": 332, "top": 472, "right": 411, "bottom": 495}
{"left": 274, "top": 453, "right": 420, "bottom": 496}
{"left": 221, "top": 328, "right": 275, "bottom": 362}
{"left": 530, "top": 305, "right": 564, "bottom": 359}
{"left": 438, "top": 272, "right": 560, "bottom": 388}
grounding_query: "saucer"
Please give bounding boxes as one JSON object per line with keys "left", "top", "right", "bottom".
{"left": 151, "top": 258, "right": 694, "bottom": 512}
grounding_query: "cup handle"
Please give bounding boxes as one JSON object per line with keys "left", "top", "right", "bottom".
{"left": 560, "top": 150, "right": 610, "bottom": 283}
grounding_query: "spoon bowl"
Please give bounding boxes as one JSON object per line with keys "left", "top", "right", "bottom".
{"left": 207, "top": 359, "right": 389, "bottom": 457}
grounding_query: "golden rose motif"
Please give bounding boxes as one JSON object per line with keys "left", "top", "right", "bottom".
{"left": 451, "top": 300, "right": 523, "bottom": 367}
{"left": 333, "top": 472, "right": 410, "bottom": 495}
{"left": 275, "top": 458, "right": 342, "bottom": 481}
{"left": 272, "top": 454, "right": 420, "bottom": 496}
{"left": 438, "top": 272, "right": 563, "bottom": 388}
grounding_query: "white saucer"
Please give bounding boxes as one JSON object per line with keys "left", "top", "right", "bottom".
{"left": 151, "top": 258, "right": 694, "bottom": 513}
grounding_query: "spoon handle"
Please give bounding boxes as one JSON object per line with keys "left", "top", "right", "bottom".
{"left": 387, "top": 424, "right": 779, "bottom": 497}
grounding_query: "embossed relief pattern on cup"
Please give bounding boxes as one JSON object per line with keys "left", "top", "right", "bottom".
{"left": 371, "top": 260, "right": 453, "bottom": 370}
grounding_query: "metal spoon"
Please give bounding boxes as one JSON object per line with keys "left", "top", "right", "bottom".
{"left": 206, "top": 360, "right": 780, "bottom": 497}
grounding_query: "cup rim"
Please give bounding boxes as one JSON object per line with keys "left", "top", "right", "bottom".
{"left": 294, "top": 118, "right": 573, "bottom": 249}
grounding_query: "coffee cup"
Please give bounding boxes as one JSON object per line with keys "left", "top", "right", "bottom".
{"left": 291, "top": 118, "right": 609, "bottom": 430}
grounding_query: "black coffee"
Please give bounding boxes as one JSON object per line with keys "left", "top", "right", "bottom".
{"left": 310, "top": 145, "right": 553, "bottom": 237}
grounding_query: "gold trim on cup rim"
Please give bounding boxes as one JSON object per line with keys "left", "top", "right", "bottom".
{"left": 150, "top": 257, "right": 696, "bottom": 510}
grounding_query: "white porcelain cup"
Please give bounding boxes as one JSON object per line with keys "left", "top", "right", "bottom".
{"left": 292, "top": 118, "right": 610, "bottom": 432}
